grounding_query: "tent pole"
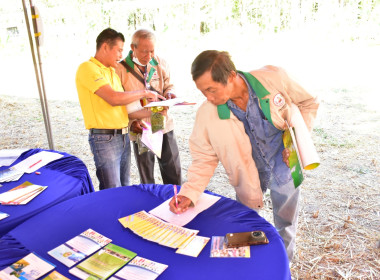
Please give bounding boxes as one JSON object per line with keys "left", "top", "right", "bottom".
{"left": 21, "top": 0, "right": 54, "bottom": 149}
{"left": 30, "top": 1, "right": 55, "bottom": 150}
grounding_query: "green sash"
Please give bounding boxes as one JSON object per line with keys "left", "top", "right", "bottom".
{"left": 125, "top": 50, "right": 158, "bottom": 83}
{"left": 217, "top": 71, "right": 273, "bottom": 125}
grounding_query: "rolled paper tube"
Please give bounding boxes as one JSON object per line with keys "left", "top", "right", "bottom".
{"left": 290, "top": 103, "right": 320, "bottom": 170}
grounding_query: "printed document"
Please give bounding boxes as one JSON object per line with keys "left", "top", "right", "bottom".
{"left": 149, "top": 192, "right": 221, "bottom": 226}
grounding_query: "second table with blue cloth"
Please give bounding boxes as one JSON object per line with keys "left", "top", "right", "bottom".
{"left": 0, "top": 148, "right": 94, "bottom": 236}
{"left": 0, "top": 184, "right": 290, "bottom": 279}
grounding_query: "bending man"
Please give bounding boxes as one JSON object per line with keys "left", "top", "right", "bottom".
{"left": 169, "top": 50, "right": 319, "bottom": 261}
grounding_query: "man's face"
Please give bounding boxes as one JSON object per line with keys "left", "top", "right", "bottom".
{"left": 194, "top": 71, "right": 232, "bottom": 105}
{"left": 131, "top": 38, "right": 155, "bottom": 66}
{"left": 105, "top": 39, "right": 124, "bottom": 68}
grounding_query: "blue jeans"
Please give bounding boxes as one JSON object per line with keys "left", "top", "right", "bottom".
{"left": 88, "top": 133, "right": 131, "bottom": 190}
{"left": 237, "top": 177, "right": 299, "bottom": 261}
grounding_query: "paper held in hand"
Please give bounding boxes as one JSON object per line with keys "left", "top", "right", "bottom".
{"left": 141, "top": 122, "right": 163, "bottom": 158}
{"left": 144, "top": 97, "right": 196, "bottom": 108}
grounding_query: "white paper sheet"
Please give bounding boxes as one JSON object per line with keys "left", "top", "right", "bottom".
{"left": 149, "top": 192, "right": 221, "bottom": 226}
{"left": 12, "top": 151, "right": 63, "bottom": 173}
{"left": 141, "top": 122, "right": 163, "bottom": 158}
{"left": 143, "top": 98, "right": 185, "bottom": 108}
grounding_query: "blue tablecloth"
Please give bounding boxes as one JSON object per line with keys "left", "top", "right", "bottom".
{"left": 0, "top": 184, "right": 290, "bottom": 279}
{"left": 0, "top": 149, "right": 94, "bottom": 236}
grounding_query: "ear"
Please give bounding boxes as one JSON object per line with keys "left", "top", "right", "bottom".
{"left": 130, "top": 44, "right": 136, "bottom": 52}
{"left": 228, "top": 71, "right": 237, "bottom": 82}
{"left": 100, "top": 42, "right": 108, "bottom": 53}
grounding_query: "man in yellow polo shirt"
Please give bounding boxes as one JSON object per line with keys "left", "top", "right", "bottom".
{"left": 76, "top": 28, "right": 160, "bottom": 190}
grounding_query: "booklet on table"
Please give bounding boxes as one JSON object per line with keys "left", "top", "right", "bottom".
{"left": 109, "top": 256, "right": 168, "bottom": 280}
{"left": 69, "top": 243, "right": 136, "bottom": 280}
{"left": 48, "top": 228, "right": 112, "bottom": 267}
{"left": 0, "top": 252, "right": 55, "bottom": 280}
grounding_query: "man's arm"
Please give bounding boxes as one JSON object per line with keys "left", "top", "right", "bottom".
{"left": 128, "top": 108, "right": 151, "bottom": 120}
{"left": 95, "top": 84, "right": 162, "bottom": 106}
{"left": 169, "top": 106, "right": 219, "bottom": 213}
{"left": 278, "top": 67, "right": 320, "bottom": 131}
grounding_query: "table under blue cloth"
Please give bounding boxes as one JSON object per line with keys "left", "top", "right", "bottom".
{"left": 0, "top": 184, "right": 290, "bottom": 279}
{"left": 0, "top": 148, "right": 94, "bottom": 237}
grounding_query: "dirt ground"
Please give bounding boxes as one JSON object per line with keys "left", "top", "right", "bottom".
{"left": 0, "top": 82, "right": 379, "bottom": 278}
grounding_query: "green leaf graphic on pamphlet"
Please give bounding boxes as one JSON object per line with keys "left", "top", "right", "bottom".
{"left": 283, "top": 127, "right": 304, "bottom": 188}
{"left": 69, "top": 243, "right": 136, "bottom": 280}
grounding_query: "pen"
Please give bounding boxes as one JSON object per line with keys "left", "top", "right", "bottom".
{"left": 28, "top": 159, "right": 42, "bottom": 169}
{"left": 173, "top": 184, "right": 178, "bottom": 209}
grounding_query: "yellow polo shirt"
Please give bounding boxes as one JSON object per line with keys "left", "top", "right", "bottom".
{"left": 76, "top": 57, "right": 129, "bottom": 129}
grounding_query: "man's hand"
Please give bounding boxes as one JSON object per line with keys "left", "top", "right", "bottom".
{"left": 282, "top": 148, "right": 290, "bottom": 167}
{"left": 130, "top": 120, "right": 147, "bottom": 134}
{"left": 145, "top": 90, "right": 166, "bottom": 102}
{"left": 158, "top": 107, "right": 168, "bottom": 117}
{"left": 169, "top": 195, "right": 193, "bottom": 214}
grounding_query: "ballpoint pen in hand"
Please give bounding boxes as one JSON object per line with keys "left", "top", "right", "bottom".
{"left": 173, "top": 184, "right": 178, "bottom": 209}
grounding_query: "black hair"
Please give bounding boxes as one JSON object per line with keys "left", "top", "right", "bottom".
{"left": 96, "top": 28, "right": 125, "bottom": 50}
{"left": 191, "top": 50, "right": 236, "bottom": 85}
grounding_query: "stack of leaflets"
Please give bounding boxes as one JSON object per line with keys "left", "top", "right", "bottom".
{"left": 210, "top": 236, "right": 250, "bottom": 258}
{"left": 48, "top": 228, "right": 112, "bottom": 267}
{"left": 0, "top": 168, "right": 24, "bottom": 183}
{"left": 0, "top": 252, "right": 55, "bottom": 280}
{"left": 119, "top": 211, "right": 209, "bottom": 257}
{"left": 0, "top": 181, "right": 47, "bottom": 205}
{"left": 69, "top": 243, "right": 137, "bottom": 280}
{"left": 109, "top": 256, "right": 168, "bottom": 280}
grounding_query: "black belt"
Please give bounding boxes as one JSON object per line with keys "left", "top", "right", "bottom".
{"left": 90, "top": 127, "right": 129, "bottom": 135}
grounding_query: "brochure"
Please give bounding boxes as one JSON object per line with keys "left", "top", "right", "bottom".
{"left": 0, "top": 252, "right": 55, "bottom": 280}
{"left": 176, "top": 235, "right": 210, "bottom": 257}
{"left": 0, "top": 181, "right": 47, "bottom": 205}
{"left": 210, "top": 236, "right": 250, "bottom": 258}
{"left": 109, "top": 256, "right": 168, "bottom": 280}
{"left": 69, "top": 243, "right": 137, "bottom": 280}
{"left": 48, "top": 228, "right": 112, "bottom": 267}
{"left": 43, "top": 270, "right": 70, "bottom": 280}
{"left": 0, "top": 211, "right": 10, "bottom": 220}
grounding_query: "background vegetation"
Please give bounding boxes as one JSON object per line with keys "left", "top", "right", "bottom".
{"left": 0, "top": 0, "right": 379, "bottom": 102}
